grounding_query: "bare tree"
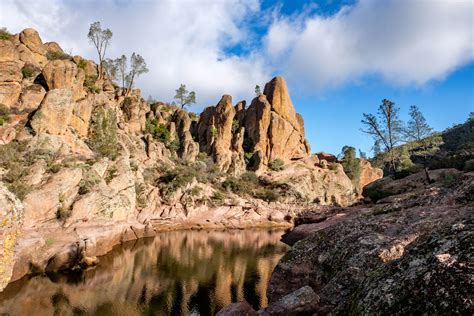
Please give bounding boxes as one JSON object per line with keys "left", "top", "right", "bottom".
{"left": 361, "top": 99, "right": 403, "bottom": 176}
{"left": 125, "top": 53, "right": 148, "bottom": 95}
{"left": 405, "top": 105, "right": 433, "bottom": 182}
{"left": 174, "top": 84, "right": 196, "bottom": 109}
{"left": 87, "top": 22, "right": 112, "bottom": 79}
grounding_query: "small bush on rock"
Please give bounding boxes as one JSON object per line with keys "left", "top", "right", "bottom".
{"left": 21, "top": 66, "right": 35, "bottom": 78}
{"left": 46, "top": 51, "right": 72, "bottom": 60}
{"left": 269, "top": 158, "right": 285, "bottom": 171}
{"left": 0, "top": 104, "right": 9, "bottom": 126}
{"left": 87, "top": 107, "right": 120, "bottom": 160}
{"left": 0, "top": 27, "right": 12, "bottom": 40}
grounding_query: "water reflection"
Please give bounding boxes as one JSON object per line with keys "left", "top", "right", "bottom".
{"left": 0, "top": 229, "right": 288, "bottom": 315}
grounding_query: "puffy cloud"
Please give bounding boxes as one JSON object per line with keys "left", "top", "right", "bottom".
{"left": 1, "top": 0, "right": 269, "bottom": 109}
{"left": 265, "top": 0, "right": 474, "bottom": 89}
{"left": 1, "top": 0, "right": 473, "bottom": 105}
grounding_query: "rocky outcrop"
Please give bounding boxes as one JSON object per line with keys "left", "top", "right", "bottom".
{"left": 358, "top": 158, "right": 383, "bottom": 192}
{"left": 262, "top": 170, "right": 474, "bottom": 314}
{"left": 0, "top": 28, "right": 378, "bottom": 291}
{"left": 30, "top": 89, "right": 74, "bottom": 135}
{"left": 0, "top": 183, "right": 24, "bottom": 292}
{"left": 196, "top": 95, "right": 245, "bottom": 174}
{"left": 42, "top": 60, "right": 78, "bottom": 90}
{"left": 243, "top": 77, "right": 310, "bottom": 170}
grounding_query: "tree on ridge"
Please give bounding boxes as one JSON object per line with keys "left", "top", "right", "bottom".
{"left": 87, "top": 21, "right": 112, "bottom": 80}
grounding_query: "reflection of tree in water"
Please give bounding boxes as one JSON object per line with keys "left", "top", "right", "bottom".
{"left": 0, "top": 229, "right": 288, "bottom": 316}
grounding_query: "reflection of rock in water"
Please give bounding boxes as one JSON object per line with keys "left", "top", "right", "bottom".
{"left": 0, "top": 229, "right": 288, "bottom": 315}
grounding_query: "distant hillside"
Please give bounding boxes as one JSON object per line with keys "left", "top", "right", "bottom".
{"left": 371, "top": 114, "right": 474, "bottom": 176}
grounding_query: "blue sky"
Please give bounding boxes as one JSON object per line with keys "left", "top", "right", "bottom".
{"left": 2, "top": 0, "right": 473, "bottom": 156}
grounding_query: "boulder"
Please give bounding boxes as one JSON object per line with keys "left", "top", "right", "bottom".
{"left": 0, "top": 40, "right": 19, "bottom": 62}
{"left": 0, "top": 61, "right": 22, "bottom": 82}
{"left": 217, "top": 301, "right": 257, "bottom": 316}
{"left": 0, "top": 82, "right": 21, "bottom": 108}
{"left": 18, "top": 28, "right": 47, "bottom": 66}
{"left": 19, "top": 84, "right": 46, "bottom": 113}
{"left": 262, "top": 286, "right": 320, "bottom": 315}
{"left": 42, "top": 60, "right": 78, "bottom": 90}
{"left": 43, "top": 41, "right": 63, "bottom": 53}
{"left": 175, "top": 109, "right": 199, "bottom": 161}
{"left": 358, "top": 159, "right": 383, "bottom": 192}
{"left": 70, "top": 94, "right": 93, "bottom": 136}
{"left": 0, "top": 182, "right": 25, "bottom": 292}
{"left": 30, "top": 89, "right": 74, "bottom": 135}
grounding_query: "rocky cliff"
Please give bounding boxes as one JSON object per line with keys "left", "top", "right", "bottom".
{"left": 219, "top": 169, "right": 473, "bottom": 315}
{"left": 0, "top": 28, "right": 382, "bottom": 291}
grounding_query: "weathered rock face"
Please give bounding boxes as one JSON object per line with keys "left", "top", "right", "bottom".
{"left": 30, "top": 89, "right": 74, "bottom": 135}
{"left": 42, "top": 60, "right": 78, "bottom": 90}
{"left": 265, "top": 171, "right": 474, "bottom": 315}
{"left": 358, "top": 158, "right": 383, "bottom": 191}
{"left": 244, "top": 77, "right": 310, "bottom": 170}
{"left": 18, "top": 28, "right": 47, "bottom": 66}
{"left": 196, "top": 95, "right": 245, "bottom": 174}
{"left": 19, "top": 84, "right": 46, "bottom": 113}
{"left": 0, "top": 61, "right": 22, "bottom": 82}
{"left": 0, "top": 183, "right": 24, "bottom": 292}
{"left": 0, "top": 82, "right": 21, "bottom": 108}
{"left": 0, "top": 40, "right": 20, "bottom": 62}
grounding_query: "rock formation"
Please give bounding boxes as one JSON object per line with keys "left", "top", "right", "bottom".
{"left": 0, "top": 28, "right": 382, "bottom": 290}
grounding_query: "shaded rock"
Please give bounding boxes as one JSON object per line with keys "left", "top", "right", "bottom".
{"left": 217, "top": 301, "right": 257, "bottom": 316}
{"left": 175, "top": 109, "right": 199, "bottom": 161}
{"left": 262, "top": 286, "right": 320, "bottom": 315}
{"left": 0, "top": 182, "right": 24, "bottom": 292}
{"left": 0, "top": 82, "right": 21, "bottom": 108}
{"left": 267, "top": 171, "right": 474, "bottom": 314}
{"left": 30, "top": 89, "right": 74, "bottom": 135}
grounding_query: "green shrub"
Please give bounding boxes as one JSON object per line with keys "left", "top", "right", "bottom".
{"left": 464, "top": 159, "right": 474, "bottom": 172}
{"left": 0, "top": 27, "right": 12, "bottom": 41}
{"left": 46, "top": 51, "right": 71, "bottom": 60}
{"left": 135, "top": 183, "right": 147, "bottom": 208}
{"left": 362, "top": 185, "right": 393, "bottom": 203}
{"left": 78, "top": 171, "right": 102, "bottom": 195}
{"left": 105, "top": 165, "right": 118, "bottom": 184}
{"left": 0, "top": 104, "right": 9, "bottom": 126}
{"left": 87, "top": 107, "right": 120, "bottom": 160}
{"left": 212, "top": 190, "right": 226, "bottom": 204}
{"left": 21, "top": 66, "right": 34, "bottom": 78}
{"left": 211, "top": 126, "right": 218, "bottom": 138}
{"left": 84, "top": 75, "right": 100, "bottom": 93}
{"left": 222, "top": 171, "right": 279, "bottom": 202}
{"left": 440, "top": 172, "right": 461, "bottom": 188}
{"left": 0, "top": 141, "right": 32, "bottom": 200}
{"left": 56, "top": 194, "right": 72, "bottom": 220}
{"left": 77, "top": 59, "right": 87, "bottom": 70}
{"left": 269, "top": 158, "right": 285, "bottom": 171}
{"left": 232, "top": 119, "right": 240, "bottom": 133}
{"left": 168, "top": 136, "right": 181, "bottom": 152}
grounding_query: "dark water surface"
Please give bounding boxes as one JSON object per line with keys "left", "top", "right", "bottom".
{"left": 0, "top": 229, "right": 289, "bottom": 315}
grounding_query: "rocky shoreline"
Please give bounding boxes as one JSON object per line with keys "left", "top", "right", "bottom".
{"left": 219, "top": 169, "right": 474, "bottom": 315}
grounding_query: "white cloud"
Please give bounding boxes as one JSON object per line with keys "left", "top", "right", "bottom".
{"left": 1, "top": 0, "right": 269, "bottom": 109}
{"left": 1, "top": 0, "right": 473, "bottom": 105}
{"left": 265, "top": 0, "right": 474, "bottom": 89}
